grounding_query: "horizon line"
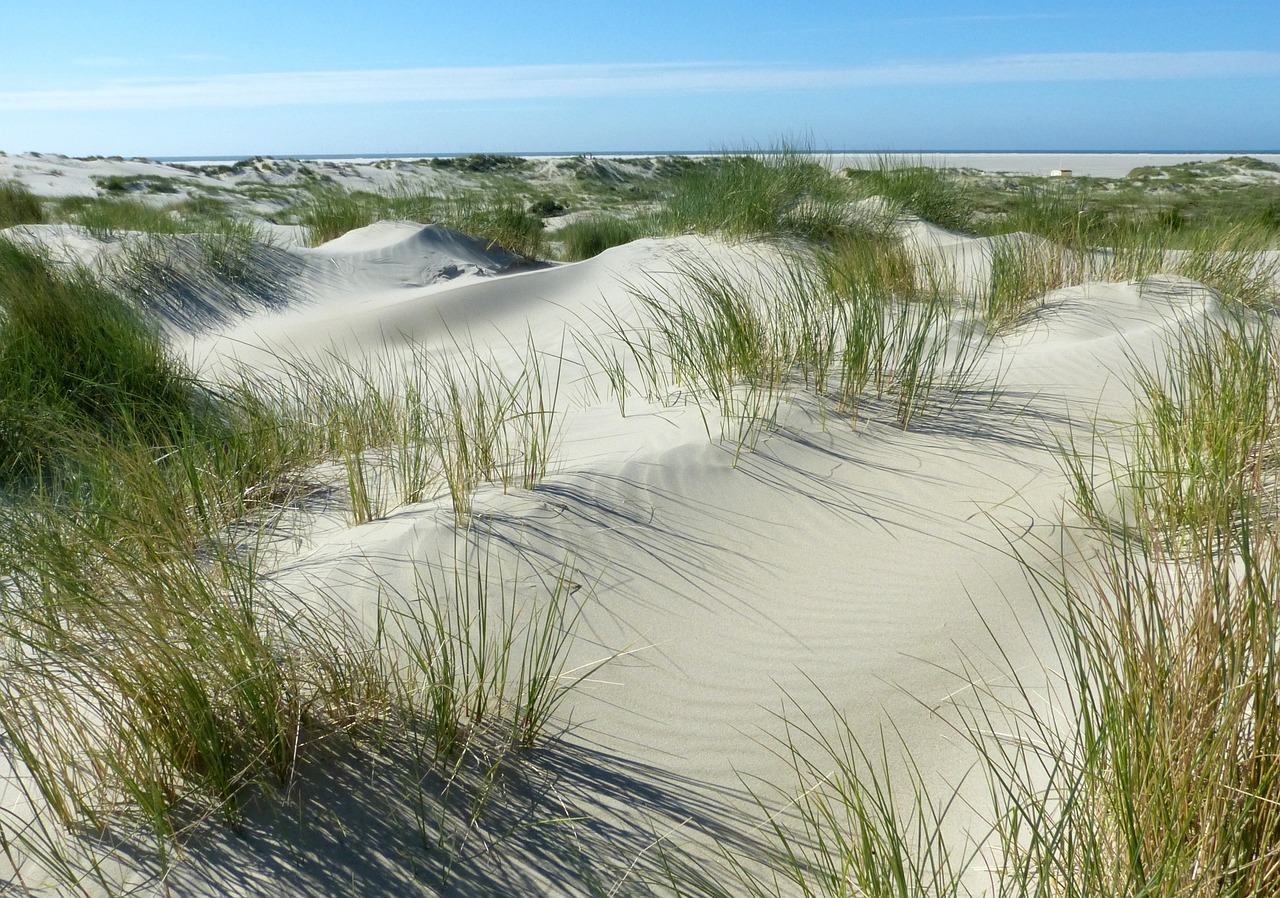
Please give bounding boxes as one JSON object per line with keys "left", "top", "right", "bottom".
{"left": 12, "top": 148, "right": 1279, "bottom": 163}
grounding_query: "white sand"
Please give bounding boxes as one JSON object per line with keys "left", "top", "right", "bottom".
{"left": 7, "top": 150, "right": 1280, "bottom": 201}
{"left": 0, "top": 163, "right": 1248, "bottom": 894}
{"left": 830, "top": 152, "right": 1280, "bottom": 178}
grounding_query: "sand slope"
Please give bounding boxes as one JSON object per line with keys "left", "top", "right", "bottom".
{"left": 2, "top": 216, "right": 1237, "bottom": 895}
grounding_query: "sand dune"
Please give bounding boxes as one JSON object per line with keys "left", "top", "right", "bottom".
{"left": 0, "top": 155, "right": 1267, "bottom": 895}
{"left": 58, "top": 219, "right": 1206, "bottom": 894}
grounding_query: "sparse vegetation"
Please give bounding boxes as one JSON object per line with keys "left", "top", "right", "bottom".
{"left": 0, "top": 240, "right": 587, "bottom": 890}
{"left": 611, "top": 244, "right": 987, "bottom": 456}
{"left": 982, "top": 233, "right": 1079, "bottom": 331}
{"left": 660, "top": 275, "right": 1280, "bottom": 898}
{"left": 4, "top": 147, "right": 1280, "bottom": 895}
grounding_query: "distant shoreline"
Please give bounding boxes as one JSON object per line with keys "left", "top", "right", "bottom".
{"left": 152, "top": 149, "right": 1280, "bottom": 162}
{"left": 146, "top": 150, "right": 1280, "bottom": 179}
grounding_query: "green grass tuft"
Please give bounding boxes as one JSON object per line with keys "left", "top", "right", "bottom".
{"left": 845, "top": 155, "right": 974, "bottom": 232}
{"left": 0, "top": 238, "right": 211, "bottom": 488}
{"left": 557, "top": 214, "right": 645, "bottom": 260}
{"left": 297, "top": 187, "right": 379, "bottom": 246}
{"left": 0, "top": 180, "right": 45, "bottom": 227}
{"left": 660, "top": 147, "right": 863, "bottom": 242}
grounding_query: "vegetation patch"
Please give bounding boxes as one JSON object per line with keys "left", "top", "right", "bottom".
{"left": 429, "top": 154, "right": 530, "bottom": 173}
{"left": 557, "top": 213, "right": 644, "bottom": 260}
{"left": 844, "top": 155, "right": 975, "bottom": 232}
{"left": 93, "top": 173, "right": 185, "bottom": 194}
{"left": 0, "top": 238, "right": 211, "bottom": 488}
{"left": 0, "top": 180, "right": 45, "bottom": 228}
{"left": 660, "top": 148, "right": 865, "bottom": 242}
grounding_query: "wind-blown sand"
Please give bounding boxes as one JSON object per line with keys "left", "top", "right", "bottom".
{"left": 0, "top": 155, "right": 1250, "bottom": 894}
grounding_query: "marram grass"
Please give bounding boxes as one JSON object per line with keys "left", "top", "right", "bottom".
{"left": 671, "top": 305, "right": 1280, "bottom": 898}
{"left": 0, "top": 237, "right": 212, "bottom": 488}
{"left": 0, "top": 244, "right": 583, "bottom": 890}
{"left": 4, "top": 150, "right": 1280, "bottom": 894}
{"left": 557, "top": 213, "right": 646, "bottom": 260}
{"left": 613, "top": 242, "right": 990, "bottom": 451}
{"left": 0, "top": 179, "right": 45, "bottom": 228}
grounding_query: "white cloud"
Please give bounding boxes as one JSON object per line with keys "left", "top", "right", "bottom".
{"left": 168, "top": 53, "right": 227, "bottom": 63}
{"left": 72, "top": 56, "right": 146, "bottom": 68}
{"left": 5, "top": 52, "right": 1279, "bottom": 111}
{"left": 887, "top": 13, "right": 1078, "bottom": 24}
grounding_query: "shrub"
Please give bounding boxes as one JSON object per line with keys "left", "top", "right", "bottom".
{"left": 528, "top": 196, "right": 567, "bottom": 217}
{"left": 429, "top": 154, "right": 528, "bottom": 173}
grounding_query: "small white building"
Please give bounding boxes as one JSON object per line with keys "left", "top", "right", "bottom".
{"left": 1049, "top": 169, "right": 1073, "bottom": 178}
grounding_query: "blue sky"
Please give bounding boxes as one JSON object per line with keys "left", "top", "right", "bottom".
{"left": 2, "top": 0, "right": 1278, "bottom": 156}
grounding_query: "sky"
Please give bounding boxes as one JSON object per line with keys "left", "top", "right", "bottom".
{"left": 1, "top": 0, "right": 1278, "bottom": 157}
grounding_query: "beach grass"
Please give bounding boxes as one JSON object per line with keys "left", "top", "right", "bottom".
{"left": 844, "top": 154, "right": 974, "bottom": 232}
{"left": 984, "top": 179, "right": 1098, "bottom": 246}
{"left": 1129, "top": 315, "right": 1279, "bottom": 547}
{"left": 94, "top": 224, "right": 298, "bottom": 332}
{"left": 613, "top": 159, "right": 1280, "bottom": 898}
{"left": 295, "top": 185, "right": 547, "bottom": 258}
{"left": 818, "top": 231, "right": 923, "bottom": 302}
{"left": 981, "top": 233, "right": 1079, "bottom": 332}
{"left": 1170, "top": 220, "right": 1280, "bottom": 309}
{"left": 0, "top": 240, "right": 585, "bottom": 888}
{"left": 676, "top": 295, "right": 1280, "bottom": 898}
{"left": 4, "top": 150, "right": 1280, "bottom": 893}
{"left": 0, "top": 237, "right": 213, "bottom": 489}
{"left": 728, "top": 696, "right": 970, "bottom": 898}
{"left": 618, "top": 242, "right": 988, "bottom": 449}
{"left": 659, "top": 146, "right": 865, "bottom": 242}
{"left": 57, "top": 195, "right": 190, "bottom": 239}
{"left": 441, "top": 194, "right": 546, "bottom": 259}
{"left": 557, "top": 213, "right": 646, "bottom": 260}
{"left": 0, "top": 179, "right": 45, "bottom": 228}
{"left": 391, "top": 540, "right": 592, "bottom": 758}
{"left": 296, "top": 186, "right": 380, "bottom": 245}
{"left": 244, "top": 338, "right": 563, "bottom": 526}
